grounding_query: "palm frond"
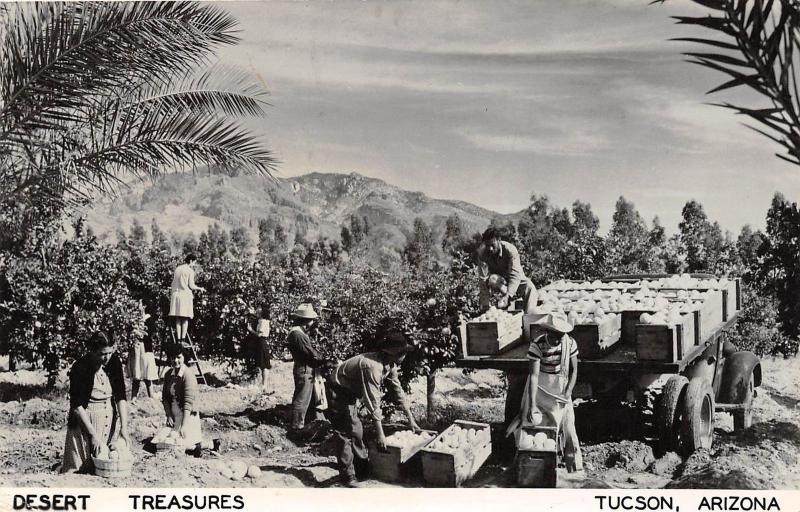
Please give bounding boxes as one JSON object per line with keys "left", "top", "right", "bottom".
{"left": 124, "top": 63, "right": 270, "bottom": 118}
{"left": 0, "top": 2, "right": 241, "bottom": 143}
{"left": 661, "top": 0, "right": 800, "bottom": 167}
{"left": 0, "top": 1, "right": 277, "bottom": 207}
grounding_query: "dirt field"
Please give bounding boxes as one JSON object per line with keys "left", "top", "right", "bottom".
{"left": 0, "top": 355, "right": 797, "bottom": 489}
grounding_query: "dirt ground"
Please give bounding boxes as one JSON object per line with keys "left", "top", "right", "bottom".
{"left": 0, "top": 355, "right": 798, "bottom": 489}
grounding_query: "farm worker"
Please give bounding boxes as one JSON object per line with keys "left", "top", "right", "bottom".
{"left": 326, "top": 330, "right": 422, "bottom": 487}
{"left": 508, "top": 312, "right": 583, "bottom": 472}
{"left": 476, "top": 227, "right": 537, "bottom": 314}
{"left": 246, "top": 304, "right": 273, "bottom": 390}
{"left": 477, "top": 227, "right": 538, "bottom": 453}
{"left": 168, "top": 253, "right": 205, "bottom": 345}
{"left": 61, "top": 331, "right": 130, "bottom": 474}
{"left": 129, "top": 310, "right": 158, "bottom": 400}
{"left": 161, "top": 344, "right": 203, "bottom": 457}
{"left": 287, "top": 303, "right": 326, "bottom": 431}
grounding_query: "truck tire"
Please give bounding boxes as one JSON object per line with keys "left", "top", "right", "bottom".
{"left": 681, "top": 378, "right": 715, "bottom": 454}
{"left": 657, "top": 375, "right": 688, "bottom": 454}
{"left": 733, "top": 373, "right": 754, "bottom": 431}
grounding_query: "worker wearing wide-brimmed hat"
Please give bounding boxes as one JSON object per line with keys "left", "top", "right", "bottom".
{"left": 507, "top": 312, "right": 583, "bottom": 472}
{"left": 287, "top": 303, "right": 326, "bottom": 431}
{"left": 325, "top": 330, "right": 422, "bottom": 487}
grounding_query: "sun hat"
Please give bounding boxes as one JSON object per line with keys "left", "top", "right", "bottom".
{"left": 381, "top": 330, "right": 411, "bottom": 354}
{"left": 532, "top": 313, "right": 574, "bottom": 334}
{"left": 291, "top": 303, "right": 319, "bottom": 320}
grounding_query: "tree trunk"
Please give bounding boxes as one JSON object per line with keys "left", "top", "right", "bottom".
{"left": 426, "top": 372, "right": 437, "bottom": 420}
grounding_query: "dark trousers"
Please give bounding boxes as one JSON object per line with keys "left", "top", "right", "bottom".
{"left": 502, "top": 371, "right": 528, "bottom": 462}
{"left": 325, "top": 382, "right": 367, "bottom": 479}
{"left": 291, "top": 365, "right": 322, "bottom": 430}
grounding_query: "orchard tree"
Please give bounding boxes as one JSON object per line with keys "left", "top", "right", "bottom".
{"left": 607, "top": 197, "right": 652, "bottom": 273}
{"left": 442, "top": 213, "right": 466, "bottom": 256}
{"left": 404, "top": 218, "right": 437, "bottom": 269}
{"left": 757, "top": 193, "right": 800, "bottom": 338}
{"left": 737, "top": 224, "right": 766, "bottom": 284}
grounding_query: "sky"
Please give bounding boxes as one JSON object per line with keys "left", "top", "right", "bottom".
{"left": 215, "top": 0, "right": 800, "bottom": 235}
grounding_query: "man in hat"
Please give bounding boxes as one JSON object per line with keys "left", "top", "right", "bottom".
{"left": 287, "top": 303, "right": 326, "bottom": 432}
{"left": 476, "top": 227, "right": 537, "bottom": 314}
{"left": 325, "top": 330, "right": 422, "bottom": 487}
{"left": 510, "top": 312, "right": 582, "bottom": 472}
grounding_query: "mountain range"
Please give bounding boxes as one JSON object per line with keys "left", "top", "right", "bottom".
{"left": 84, "top": 171, "right": 520, "bottom": 255}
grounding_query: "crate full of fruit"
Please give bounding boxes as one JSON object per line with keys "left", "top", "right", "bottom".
{"left": 369, "top": 429, "right": 437, "bottom": 483}
{"left": 515, "top": 426, "right": 558, "bottom": 488}
{"left": 420, "top": 420, "right": 492, "bottom": 487}
{"left": 465, "top": 307, "right": 523, "bottom": 356}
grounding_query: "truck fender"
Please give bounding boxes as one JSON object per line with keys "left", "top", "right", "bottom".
{"left": 717, "top": 351, "right": 761, "bottom": 404}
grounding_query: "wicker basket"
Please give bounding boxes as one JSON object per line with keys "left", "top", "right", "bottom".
{"left": 92, "top": 456, "right": 133, "bottom": 478}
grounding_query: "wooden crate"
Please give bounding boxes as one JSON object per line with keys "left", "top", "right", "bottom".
{"left": 621, "top": 310, "right": 655, "bottom": 344}
{"left": 466, "top": 312, "right": 523, "bottom": 356}
{"left": 515, "top": 425, "right": 558, "bottom": 488}
{"left": 420, "top": 420, "right": 492, "bottom": 487}
{"left": 697, "top": 289, "right": 724, "bottom": 341}
{"left": 577, "top": 330, "right": 621, "bottom": 359}
{"left": 369, "top": 430, "right": 436, "bottom": 483}
{"left": 572, "top": 314, "right": 621, "bottom": 355}
{"left": 635, "top": 313, "right": 695, "bottom": 362}
{"left": 722, "top": 279, "right": 741, "bottom": 321}
{"left": 523, "top": 313, "right": 550, "bottom": 344}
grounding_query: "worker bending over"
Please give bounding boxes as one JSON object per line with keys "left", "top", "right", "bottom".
{"left": 326, "top": 331, "right": 421, "bottom": 487}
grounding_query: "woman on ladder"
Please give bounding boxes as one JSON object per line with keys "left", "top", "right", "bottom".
{"left": 169, "top": 254, "right": 205, "bottom": 348}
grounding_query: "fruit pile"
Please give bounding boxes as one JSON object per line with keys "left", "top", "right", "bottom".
{"left": 217, "top": 460, "right": 261, "bottom": 481}
{"left": 151, "top": 426, "right": 194, "bottom": 448}
{"left": 427, "top": 425, "right": 482, "bottom": 454}
{"left": 517, "top": 430, "right": 556, "bottom": 452}
{"left": 471, "top": 306, "right": 517, "bottom": 324}
{"left": 95, "top": 437, "right": 133, "bottom": 461}
{"left": 385, "top": 430, "right": 435, "bottom": 450}
{"left": 535, "top": 274, "right": 727, "bottom": 327}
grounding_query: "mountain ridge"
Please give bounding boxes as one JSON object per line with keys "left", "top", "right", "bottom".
{"left": 85, "top": 171, "right": 521, "bottom": 253}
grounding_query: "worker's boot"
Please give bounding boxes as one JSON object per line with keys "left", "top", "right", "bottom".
{"left": 340, "top": 474, "right": 363, "bottom": 488}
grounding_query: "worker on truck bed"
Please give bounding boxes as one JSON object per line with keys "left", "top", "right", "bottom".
{"left": 476, "top": 227, "right": 537, "bottom": 314}
{"left": 477, "top": 227, "right": 538, "bottom": 448}
{"left": 325, "top": 330, "right": 421, "bottom": 487}
{"left": 508, "top": 312, "right": 583, "bottom": 472}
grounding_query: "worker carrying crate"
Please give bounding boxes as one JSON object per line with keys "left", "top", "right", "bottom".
{"left": 506, "top": 312, "right": 583, "bottom": 477}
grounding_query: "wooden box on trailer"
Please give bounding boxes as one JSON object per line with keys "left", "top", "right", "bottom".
{"left": 635, "top": 313, "right": 695, "bottom": 362}
{"left": 465, "top": 312, "right": 523, "bottom": 356}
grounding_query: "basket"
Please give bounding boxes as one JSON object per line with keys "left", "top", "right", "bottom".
{"left": 92, "top": 456, "right": 133, "bottom": 478}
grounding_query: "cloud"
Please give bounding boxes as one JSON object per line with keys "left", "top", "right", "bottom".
{"left": 459, "top": 130, "right": 608, "bottom": 156}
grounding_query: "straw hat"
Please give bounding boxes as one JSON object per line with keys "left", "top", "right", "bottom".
{"left": 291, "top": 303, "right": 319, "bottom": 320}
{"left": 532, "top": 313, "right": 574, "bottom": 333}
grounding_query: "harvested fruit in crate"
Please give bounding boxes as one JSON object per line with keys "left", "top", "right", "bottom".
{"left": 385, "top": 430, "right": 435, "bottom": 449}
{"left": 472, "top": 306, "right": 516, "bottom": 323}
{"left": 517, "top": 431, "right": 556, "bottom": 451}
{"left": 427, "top": 425, "right": 481, "bottom": 453}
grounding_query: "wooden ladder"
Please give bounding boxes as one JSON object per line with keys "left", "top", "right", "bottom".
{"left": 167, "top": 328, "right": 208, "bottom": 385}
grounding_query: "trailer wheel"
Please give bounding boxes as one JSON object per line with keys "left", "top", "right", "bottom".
{"left": 681, "top": 379, "right": 715, "bottom": 454}
{"left": 657, "top": 375, "right": 688, "bottom": 454}
{"left": 733, "top": 373, "right": 754, "bottom": 431}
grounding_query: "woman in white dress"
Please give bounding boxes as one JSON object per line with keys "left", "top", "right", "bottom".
{"left": 169, "top": 254, "right": 205, "bottom": 344}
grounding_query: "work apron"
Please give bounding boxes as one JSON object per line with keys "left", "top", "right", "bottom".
{"left": 507, "top": 334, "right": 571, "bottom": 436}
